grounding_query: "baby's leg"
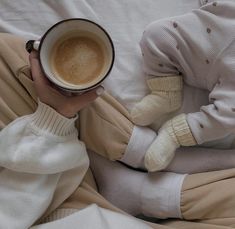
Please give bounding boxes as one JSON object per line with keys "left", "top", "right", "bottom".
{"left": 131, "top": 22, "right": 183, "bottom": 127}
{"left": 131, "top": 77, "right": 183, "bottom": 127}
{"left": 136, "top": 18, "right": 199, "bottom": 171}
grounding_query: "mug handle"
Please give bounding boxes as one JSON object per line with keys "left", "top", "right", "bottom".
{"left": 25, "top": 40, "right": 40, "bottom": 53}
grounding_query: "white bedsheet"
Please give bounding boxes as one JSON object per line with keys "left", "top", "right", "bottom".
{"left": 0, "top": 0, "right": 201, "bottom": 110}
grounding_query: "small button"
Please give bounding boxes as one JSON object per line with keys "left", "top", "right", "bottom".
{"left": 173, "top": 22, "right": 178, "bottom": 28}
{"left": 207, "top": 28, "right": 211, "bottom": 33}
{"left": 210, "top": 98, "right": 216, "bottom": 102}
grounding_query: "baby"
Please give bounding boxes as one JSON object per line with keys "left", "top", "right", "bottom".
{"left": 131, "top": 1, "right": 235, "bottom": 171}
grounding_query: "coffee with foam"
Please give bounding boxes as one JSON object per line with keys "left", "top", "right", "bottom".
{"left": 51, "top": 32, "right": 108, "bottom": 86}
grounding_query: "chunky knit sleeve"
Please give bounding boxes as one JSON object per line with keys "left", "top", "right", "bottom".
{"left": 0, "top": 100, "right": 89, "bottom": 174}
{"left": 0, "top": 100, "right": 89, "bottom": 228}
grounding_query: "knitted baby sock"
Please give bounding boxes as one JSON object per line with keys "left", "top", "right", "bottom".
{"left": 145, "top": 114, "right": 197, "bottom": 172}
{"left": 145, "top": 126, "right": 179, "bottom": 172}
{"left": 88, "top": 151, "right": 185, "bottom": 219}
{"left": 131, "top": 76, "right": 182, "bottom": 126}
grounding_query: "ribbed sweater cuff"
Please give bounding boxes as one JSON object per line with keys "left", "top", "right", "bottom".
{"left": 147, "top": 75, "right": 183, "bottom": 92}
{"left": 30, "top": 100, "right": 78, "bottom": 136}
{"left": 170, "top": 114, "right": 196, "bottom": 146}
{"left": 41, "top": 208, "right": 79, "bottom": 223}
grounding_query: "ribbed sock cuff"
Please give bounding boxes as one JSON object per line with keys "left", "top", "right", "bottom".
{"left": 147, "top": 75, "right": 183, "bottom": 92}
{"left": 120, "top": 126, "right": 156, "bottom": 169}
{"left": 30, "top": 100, "right": 78, "bottom": 136}
{"left": 40, "top": 208, "right": 79, "bottom": 223}
{"left": 171, "top": 114, "right": 196, "bottom": 146}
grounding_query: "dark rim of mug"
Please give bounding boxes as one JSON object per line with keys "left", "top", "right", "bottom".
{"left": 38, "top": 18, "right": 115, "bottom": 92}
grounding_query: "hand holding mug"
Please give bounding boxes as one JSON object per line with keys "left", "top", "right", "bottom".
{"left": 27, "top": 18, "right": 114, "bottom": 118}
{"left": 29, "top": 51, "right": 104, "bottom": 118}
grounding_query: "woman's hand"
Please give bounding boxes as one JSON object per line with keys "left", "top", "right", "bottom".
{"left": 29, "top": 51, "right": 104, "bottom": 118}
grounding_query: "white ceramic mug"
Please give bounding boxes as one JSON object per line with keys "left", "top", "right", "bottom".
{"left": 26, "top": 18, "right": 115, "bottom": 92}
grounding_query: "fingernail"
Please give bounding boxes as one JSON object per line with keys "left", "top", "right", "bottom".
{"left": 96, "top": 86, "right": 104, "bottom": 96}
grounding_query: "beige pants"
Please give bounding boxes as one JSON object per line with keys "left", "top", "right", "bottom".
{"left": 1, "top": 33, "right": 235, "bottom": 229}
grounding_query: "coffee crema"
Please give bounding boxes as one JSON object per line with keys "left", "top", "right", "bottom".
{"left": 51, "top": 34, "right": 105, "bottom": 85}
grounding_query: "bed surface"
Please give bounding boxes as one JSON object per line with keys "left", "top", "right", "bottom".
{"left": 0, "top": 0, "right": 202, "bottom": 110}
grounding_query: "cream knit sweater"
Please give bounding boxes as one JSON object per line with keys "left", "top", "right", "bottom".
{"left": 0, "top": 100, "right": 89, "bottom": 228}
